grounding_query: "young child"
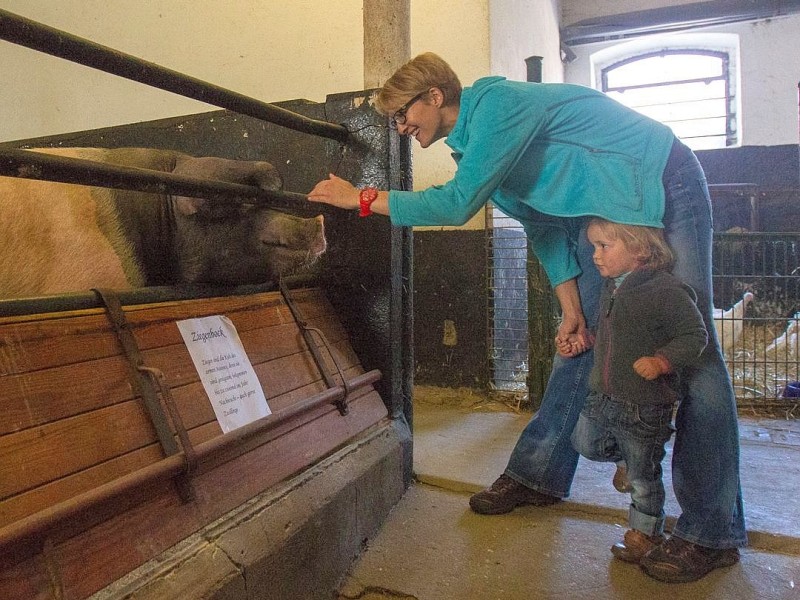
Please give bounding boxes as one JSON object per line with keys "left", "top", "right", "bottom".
{"left": 567, "top": 218, "right": 708, "bottom": 564}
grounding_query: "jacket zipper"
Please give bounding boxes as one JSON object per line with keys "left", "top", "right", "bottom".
{"left": 602, "top": 292, "right": 615, "bottom": 394}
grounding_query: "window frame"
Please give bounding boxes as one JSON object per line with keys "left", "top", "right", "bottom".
{"left": 593, "top": 37, "right": 740, "bottom": 149}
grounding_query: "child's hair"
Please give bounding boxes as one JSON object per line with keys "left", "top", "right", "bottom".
{"left": 588, "top": 218, "right": 674, "bottom": 270}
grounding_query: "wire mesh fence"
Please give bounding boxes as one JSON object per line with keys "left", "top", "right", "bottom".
{"left": 486, "top": 205, "right": 529, "bottom": 402}
{"left": 487, "top": 224, "right": 800, "bottom": 417}
{"left": 712, "top": 232, "right": 800, "bottom": 416}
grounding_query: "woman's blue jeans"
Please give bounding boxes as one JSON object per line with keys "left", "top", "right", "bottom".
{"left": 505, "top": 152, "right": 747, "bottom": 549}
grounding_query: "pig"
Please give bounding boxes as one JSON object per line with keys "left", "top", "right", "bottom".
{"left": 0, "top": 147, "right": 326, "bottom": 299}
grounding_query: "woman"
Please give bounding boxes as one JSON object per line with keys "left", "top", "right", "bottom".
{"left": 307, "top": 52, "right": 746, "bottom": 583}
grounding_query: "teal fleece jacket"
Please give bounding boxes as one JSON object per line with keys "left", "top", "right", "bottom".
{"left": 388, "top": 77, "right": 676, "bottom": 285}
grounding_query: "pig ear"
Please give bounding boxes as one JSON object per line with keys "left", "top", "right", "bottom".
{"left": 174, "top": 156, "right": 283, "bottom": 192}
{"left": 175, "top": 195, "right": 207, "bottom": 215}
{"left": 248, "top": 162, "right": 283, "bottom": 192}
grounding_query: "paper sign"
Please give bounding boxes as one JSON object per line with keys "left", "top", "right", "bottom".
{"left": 176, "top": 315, "right": 271, "bottom": 433}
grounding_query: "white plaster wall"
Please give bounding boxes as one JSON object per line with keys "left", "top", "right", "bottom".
{"left": 736, "top": 16, "right": 800, "bottom": 145}
{"left": 561, "top": 3, "right": 800, "bottom": 146}
{"left": 409, "top": 0, "right": 490, "bottom": 229}
{"left": 409, "top": 0, "right": 490, "bottom": 197}
{"left": 0, "top": 1, "right": 364, "bottom": 141}
{"left": 410, "top": 0, "right": 562, "bottom": 229}
{"left": 489, "top": 0, "right": 563, "bottom": 85}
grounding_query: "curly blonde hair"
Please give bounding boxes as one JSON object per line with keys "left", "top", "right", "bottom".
{"left": 588, "top": 218, "right": 674, "bottom": 271}
{"left": 375, "top": 52, "right": 462, "bottom": 115}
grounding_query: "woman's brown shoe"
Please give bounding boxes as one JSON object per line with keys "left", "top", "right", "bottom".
{"left": 640, "top": 536, "right": 740, "bottom": 583}
{"left": 611, "top": 529, "right": 666, "bottom": 564}
{"left": 469, "top": 474, "right": 561, "bottom": 515}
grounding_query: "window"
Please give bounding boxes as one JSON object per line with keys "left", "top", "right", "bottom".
{"left": 593, "top": 35, "right": 739, "bottom": 150}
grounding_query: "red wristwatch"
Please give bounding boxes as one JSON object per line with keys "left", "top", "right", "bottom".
{"left": 359, "top": 187, "right": 378, "bottom": 217}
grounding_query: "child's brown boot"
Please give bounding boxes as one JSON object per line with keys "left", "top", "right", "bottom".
{"left": 613, "top": 464, "right": 633, "bottom": 493}
{"left": 611, "top": 529, "right": 666, "bottom": 563}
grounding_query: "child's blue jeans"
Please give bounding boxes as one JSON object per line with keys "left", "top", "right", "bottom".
{"left": 571, "top": 392, "right": 676, "bottom": 536}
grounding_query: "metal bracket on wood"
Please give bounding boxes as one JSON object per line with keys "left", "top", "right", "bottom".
{"left": 41, "top": 538, "right": 64, "bottom": 599}
{"left": 92, "top": 288, "right": 195, "bottom": 503}
{"left": 279, "top": 280, "right": 352, "bottom": 415}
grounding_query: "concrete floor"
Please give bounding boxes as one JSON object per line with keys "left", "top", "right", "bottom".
{"left": 337, "top": 388, "right": 800, "bottom": 600}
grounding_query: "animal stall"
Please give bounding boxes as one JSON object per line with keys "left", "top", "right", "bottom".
{"left": 0, "top": 10, "right": 413, "bottom": 600}
{"left": 712, "top": 232, "right": 800, "bottom": 416}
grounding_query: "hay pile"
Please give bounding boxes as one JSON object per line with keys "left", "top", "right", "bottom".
{"left": 725, "top": 320, "right": 799, "bottom": 416}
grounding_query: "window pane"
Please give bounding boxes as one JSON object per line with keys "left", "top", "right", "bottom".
{"left": 686, "top": 135, "right": 729, "bottom": 150}
{"left": 601, "top": 49, "right": 734, "bottom": 150}
{"left": 609, "top": 83, "right": 728, "bottom": 122}
{"left": 643, "top": 98, "right": 727, "bottom": 123}
{"left": 609, "top": 80, "right": 726, "bottom": 109}
{"left": 606, "top": 53, "right": 724, "bottom": 88}
{"left": 670, "top": 116, "right": 728, "bottom": 138}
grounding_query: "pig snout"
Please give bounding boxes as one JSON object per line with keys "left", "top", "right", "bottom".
{"left": 259, "top": 213, "right": 326, "bottom": 275}
{"left": 307, "top": 215, "right": 327, "bottom": 256}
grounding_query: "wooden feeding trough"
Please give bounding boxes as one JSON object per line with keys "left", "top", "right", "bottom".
{"left": 0, "top": 285, "right": 393, "bottom": 598}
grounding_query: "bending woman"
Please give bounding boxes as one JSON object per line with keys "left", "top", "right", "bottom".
{"left": 307, "top": 52, "right": 746, "bottom": 584}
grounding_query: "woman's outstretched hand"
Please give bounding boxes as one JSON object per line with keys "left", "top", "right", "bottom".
{"left": 307, "top": 173, "right": 359, "bottom": 209}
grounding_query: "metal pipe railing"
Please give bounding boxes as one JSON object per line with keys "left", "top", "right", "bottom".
{"left": 0, "top": 276, "right": 319, "bottom": 318}
{"left": 0, "top": 147, "right": 327, "bottom": 215}
{"left": 0, "top": 369, "right": 382, "bottom": 555}
{"left": 0, "top": 9, "right": 350, "bottom": 143}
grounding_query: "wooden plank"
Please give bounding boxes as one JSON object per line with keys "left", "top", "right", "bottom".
{"left": 0, "top": 394, "right": 389, "bottom": 599}
{"left": 0, "top": 364, "right": 368, "bottom": 525}
{"left": 0, "top": 288, "right": 335, "bottom": 376}
{"left": 0, "top": 307, "right": 349, "bottom": 435}
{"left": 0, "top": 400, "right": 157, "bottom": 499}
{"left": 0, "top": 443, "right": 164, "bottom": 528}
{"left": 55, "top": 395, "right": 389, "bottom": 600}
{"left": 1, "top": 355, "right": 134, "bottom": 435}
{"left": 0, "top": 551, "right": 53, "bottom": 600}
{"left": 0, "top": 341, "right": 361, "bottom": 500}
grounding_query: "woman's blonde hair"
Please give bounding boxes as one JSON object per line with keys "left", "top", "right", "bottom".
{"left": 375, "top": 52, "right": 462, "bottom": 115}
{"left": 588, "top": 218, "right": 674, "bottom": 271}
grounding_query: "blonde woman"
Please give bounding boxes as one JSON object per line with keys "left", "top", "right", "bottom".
{"left": 308, "top": 53, "right": 745, "bottom": 583}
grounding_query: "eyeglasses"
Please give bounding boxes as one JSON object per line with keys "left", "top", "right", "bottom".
{"left": 390, "top": 91, "right": 427, "bottom": 128}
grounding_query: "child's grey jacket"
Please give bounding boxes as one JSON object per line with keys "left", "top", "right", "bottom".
{"left": 588, "top": 268, "right": 708, "bottom": 405}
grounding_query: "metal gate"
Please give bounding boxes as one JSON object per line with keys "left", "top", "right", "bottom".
{"left": 488, "top": 223, "right": 800, "bottom": 417}
{"left": 713, "top": 232, "right": 800, "bottom": 415}
{"left": 485, "top": 204, "right": 558, "bottom": 409}
{"left": 486, "top": 204, "right": 529, "bottom": 401}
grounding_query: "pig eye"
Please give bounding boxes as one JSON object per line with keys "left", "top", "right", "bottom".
{"left": 195, "top": 202, "right": 252, "bottom": 221}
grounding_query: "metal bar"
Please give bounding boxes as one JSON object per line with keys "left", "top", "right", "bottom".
{"left": 93, "top": 288, "right": 196, "bottom": 503}
{"left": 279, "top": 280, "right": 337, "bottom": 390}
{"left": 279, "top": 279, "right": 353, "bottom": 415}
{"left": 0, "top": 9, "right": 349, "bottom": 143}
{"left": 91, "top": 288, "right": 179, "bottom": 457}
{"left": 561, "top": 0, "right": 800, "bottom": 46}
{"left": 0, "top": 369, "right": 382, "bottom": 555}
{"left": 0, "top": 148, "right": 325, "bottom": 215}
{"left": 0, "top": 276, "right": 319, "bottom": 319}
